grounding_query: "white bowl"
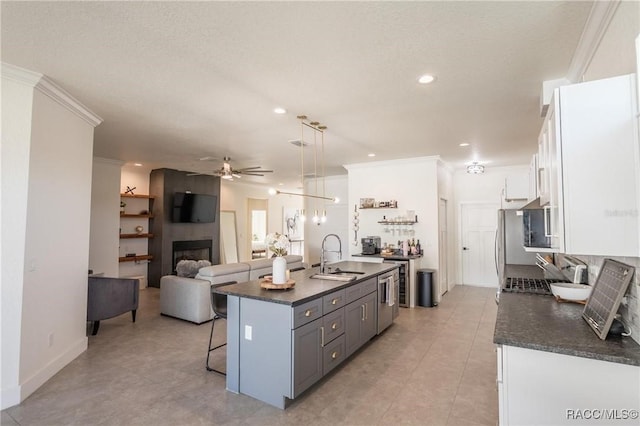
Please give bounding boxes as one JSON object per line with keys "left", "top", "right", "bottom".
{"left": 550, "top": 283, "right": 593, "bottom": 301}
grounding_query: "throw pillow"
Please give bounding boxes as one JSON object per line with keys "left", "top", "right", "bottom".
{"left": 176, "top": 259, "right": 212, "bottom": 278}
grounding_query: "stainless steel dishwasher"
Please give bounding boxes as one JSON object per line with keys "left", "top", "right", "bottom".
{"left": 377, "top": 269, "right": 398, "bottom": 334}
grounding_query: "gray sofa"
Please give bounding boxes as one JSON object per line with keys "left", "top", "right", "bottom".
{"left": 160, "top": 255, "right": 304, "bottom": 324}
{"left": 87, "top": 276, "right": 140, "bottom": 335}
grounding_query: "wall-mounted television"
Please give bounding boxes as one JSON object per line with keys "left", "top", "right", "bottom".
{"left": 172, "top": 192, "right": 217, "bottom": 223}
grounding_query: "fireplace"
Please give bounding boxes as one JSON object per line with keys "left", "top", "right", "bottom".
{"left": 172, "top": 240, "right": 213, "bottom": 272}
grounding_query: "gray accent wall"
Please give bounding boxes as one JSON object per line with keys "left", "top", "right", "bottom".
{"left": 148, "top": 168, "right": 221, "bottom": 287}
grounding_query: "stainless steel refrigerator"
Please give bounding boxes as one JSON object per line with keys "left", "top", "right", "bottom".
{"left": 495, "top": 209, "right": 538, "bottom": 286}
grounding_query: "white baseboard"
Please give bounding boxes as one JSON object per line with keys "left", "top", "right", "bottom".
{"left": 1, "top": 384, "right": 21, "bottom": 410}
{"left": 19, "top": 337, "right": 87, "bottom": 403}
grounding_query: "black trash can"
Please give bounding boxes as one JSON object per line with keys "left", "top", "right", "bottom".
{"left": 417, "top": 269, "right": 436, "bottom": 307}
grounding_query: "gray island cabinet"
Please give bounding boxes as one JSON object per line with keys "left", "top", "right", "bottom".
{"left": 214, "top": 261, "right": 397, "bottom": 409}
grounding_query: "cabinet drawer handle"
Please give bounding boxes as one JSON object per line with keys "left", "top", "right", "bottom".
{"left": 331, "top": 322, "right": 338, "bottom": 330}
{"left": 304, "top": 309, "right": 311, "bottom": 317}
{"left": 331, "top": 298, "right": 338, "bottom": 305}
{"left": 331, "top": 351, "right": 338, "bottom": 359}
{"left": 321, "top": 326, "right": 325, "bottom": 347}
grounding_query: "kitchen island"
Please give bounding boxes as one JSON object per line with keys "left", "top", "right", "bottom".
{"left": 494, "top": 293, "right": 640, "bottom": 425}
{"left": 213, "top": 261, "right": 398, "bottom": 409}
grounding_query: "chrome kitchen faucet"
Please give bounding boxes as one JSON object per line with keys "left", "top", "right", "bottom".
{"left": 320, "top": 234, "right": 342, "bottom": 273}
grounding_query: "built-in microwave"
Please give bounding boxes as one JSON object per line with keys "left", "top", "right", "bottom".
{"left": 521, "top": 198, "right": 552, "bottom": 249}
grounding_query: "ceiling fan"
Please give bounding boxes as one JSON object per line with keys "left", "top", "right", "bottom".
{"left": 194, "top": 156, "right": 273, "bottom": 180}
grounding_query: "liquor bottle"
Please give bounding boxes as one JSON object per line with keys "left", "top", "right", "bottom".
{"left": 416, "top": 239, "right": 422, "bottom": 255}
{"left": 410, "top": 238, "right": 416, "bottom": 255}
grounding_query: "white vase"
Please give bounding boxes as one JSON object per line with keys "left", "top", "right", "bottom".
{"left": 272, "top": 256, "right": 287, "bottom": 284}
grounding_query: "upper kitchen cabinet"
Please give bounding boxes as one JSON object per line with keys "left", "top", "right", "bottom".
{"left": 503, "top": 173, "right": 529, "bottom": 202}
{"left": 537, "top": 123, "right": 550, "bottom": 206}
{"left": 541, "top": 74, "right": 639, "bottom": 256}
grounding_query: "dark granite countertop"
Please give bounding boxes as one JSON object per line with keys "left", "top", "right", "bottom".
{"left": 352, "top": 253, "right": 423, "bottom": 261}
{"left": 213, "top": 261, "right": 396, "bottom": 307}
{"left": 494, "top": 292, "right": 640, "bottom": 366}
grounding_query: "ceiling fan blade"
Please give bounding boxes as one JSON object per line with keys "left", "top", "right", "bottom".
{"left": 232, "top": 173, "right": 242, "bottom": 178}
{"left": 239, "top": 169, "right": 273, "bottom": 174}
{"left": 237, "top": 166, "right": 262, "bottom": 170}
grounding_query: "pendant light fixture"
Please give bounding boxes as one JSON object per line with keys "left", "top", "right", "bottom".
{"left": 319, "top": 125, "right": 328, "bottom": 223}
{"left": 271, "top": 115, "right": 338, "bottom": 223}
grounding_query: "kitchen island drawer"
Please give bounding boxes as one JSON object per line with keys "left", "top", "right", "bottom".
{"left": 322, "top": 307, "right": 345, "bottom": 345}
{"left": 322, "top": 334, "right": 346, "bottom": 375}
{"left": 293, "top": 298, "right": 323, "bottom": 328}
{"left": 345, "top": 277, "right": 377, "bottom": 304}
{"left": 323, "top": 289, "right": 346, "bottom": 314}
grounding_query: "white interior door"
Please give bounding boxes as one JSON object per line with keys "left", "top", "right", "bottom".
{"left": 461, "top": 203, "right": 499, "bottom": 287}
{"left": 438, "top": 198, "right": 449, "bottom": 296}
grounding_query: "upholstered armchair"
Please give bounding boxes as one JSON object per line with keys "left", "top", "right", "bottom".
{"left": 87, "top": 276, "right": 139, "bottom": 335}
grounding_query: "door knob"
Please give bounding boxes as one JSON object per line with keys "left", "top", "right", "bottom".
{"left": 463, "top": 247, "right": 469, "bottom": 250}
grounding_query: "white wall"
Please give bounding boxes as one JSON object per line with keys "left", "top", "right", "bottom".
{"left": 452, "top": 165, "right": 529, "bottom": 285}
{"left": 1, "top": 64, "right": 101, "bottom": 409}
{"left": 346, "top": 157, "right": 440, "bottom": 266}
{"left": 304, "top": 175, "right": 349, "bottom": 266}
{"left": 89, "top": 158, "right": 122, "bottom": 277}
{"left": 220, "top": 181, "right": 303, "bottom": 262}
{"left": 20, "top": 87, "right": 96, "bottom": 401}
{"left": 1, "top": 70, "right": 35, "bottom": 410}
{"left": 582, "top": 1, "right": 639, "bottom": 82}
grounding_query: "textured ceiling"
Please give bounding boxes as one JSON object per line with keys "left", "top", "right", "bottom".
{"left": 1, "top": 1, "right": 593, "bottom": 187}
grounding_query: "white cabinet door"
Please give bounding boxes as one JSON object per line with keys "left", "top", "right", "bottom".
{"left": 499, "top": 345, "right": 640, "bottom": 426}
{"left": 546, "top": 101, "right": 565, "bottom": 252}
{"left": 504, "top": 174, "right": 529, "bottom": 202}
{"left": 528, "top": 154, "right": 538, "bottom": 202}
{"left": 558, "top": 74, "right": 639, "bottom": 256}
{"left": 537, "top": 122, "right": 550, "bottom": 206}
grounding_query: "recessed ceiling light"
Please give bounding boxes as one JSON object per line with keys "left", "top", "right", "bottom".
{"left": 274, "top": 107, "right": 286, "bottom": 114}
{"left": 134, "top": 163, "right": 143, "bottom": 167}
{"left": 368, "top": 153, "right": 376, "bottom": 157}
{"left": 459, "top": 143, "right": 470, "bottom": 147}
{"left": 278, "top": 182, "right": 284, "bottom": 186}
{"left": 418, "top": 74, "right": 436, "bottom": 84}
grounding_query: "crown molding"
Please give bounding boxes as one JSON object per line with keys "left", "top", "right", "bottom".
{"left": 2, "top": 62, "right": 103, "bottom": 127}
{"left": 566, "top": 0, "right": 621, "bottom": 83}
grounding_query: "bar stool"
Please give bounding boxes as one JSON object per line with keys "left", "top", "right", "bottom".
{"left": 206, "top": 281, "right": 235, "bottom": 374}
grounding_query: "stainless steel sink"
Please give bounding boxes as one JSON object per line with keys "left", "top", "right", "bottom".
{"left": 309, "top": 273, "right": 357, "bottom": 282}
{"left": 330, "top": 269, "right": 365, "bottom": 275}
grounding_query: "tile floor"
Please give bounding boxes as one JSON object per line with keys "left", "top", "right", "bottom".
{"left": 2, "top": 285, "right": 498, "bottom": 426}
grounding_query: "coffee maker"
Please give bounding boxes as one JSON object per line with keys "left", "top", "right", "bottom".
{"left": 361, "top": 236, "right": 381, "bottom": 255}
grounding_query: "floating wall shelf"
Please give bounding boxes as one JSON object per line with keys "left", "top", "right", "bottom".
{"left": 120, "top": 194, "right": 155, "bottom": 199}
{"left": 119, "top": 255, "right": 153, "bottom": 263}
{"left": 120, "top": 233, "right": 154, "bottom": 239}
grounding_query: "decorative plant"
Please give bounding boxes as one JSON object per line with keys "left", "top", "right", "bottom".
{"left": 265, "top": 232, "right": 289, "bottom": 257}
